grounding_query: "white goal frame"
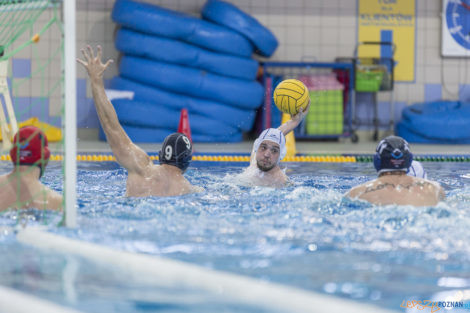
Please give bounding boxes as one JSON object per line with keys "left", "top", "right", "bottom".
{"left": 64, "top": 0, "right": 76, "bottom": 228}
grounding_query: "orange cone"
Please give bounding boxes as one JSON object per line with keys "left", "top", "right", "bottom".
{"left": 177, "top": 108, "right": 192, "bottom": 142}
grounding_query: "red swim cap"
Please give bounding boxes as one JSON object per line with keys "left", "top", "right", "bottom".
{"left": 10, "top": 126, "right": 50, "bottom": 171}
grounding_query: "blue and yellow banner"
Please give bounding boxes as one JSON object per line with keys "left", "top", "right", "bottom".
{"left": 358, "top": 0, "right": 416, "bottom": 82}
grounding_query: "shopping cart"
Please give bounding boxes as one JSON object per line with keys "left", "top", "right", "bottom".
{"left": 355, "top": 41, "right": 395, "bottom": 141}
{"left": 337, "top": 41, "right": 395, "bottom": 142}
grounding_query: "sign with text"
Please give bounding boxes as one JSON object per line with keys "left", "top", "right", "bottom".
{"left": 358, "top": 0, "right": 416, "bottom": 82}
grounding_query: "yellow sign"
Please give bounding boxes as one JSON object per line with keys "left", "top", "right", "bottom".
{"left": 358, "top": 0, "right": 416, "bottom": 82}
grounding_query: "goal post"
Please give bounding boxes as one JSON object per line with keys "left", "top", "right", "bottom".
{"left": 0, "top": 0, "right": 76, "bottom": 227}
{"left": 63, "top": 0, "right": 76, "bottom": 228}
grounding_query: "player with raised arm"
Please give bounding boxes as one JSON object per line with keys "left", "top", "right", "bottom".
{"left": 77, "top": 45, "right": 202, "bottom": 197}
{"left": 237, "top": 106, "right": 308, "bottom": 188}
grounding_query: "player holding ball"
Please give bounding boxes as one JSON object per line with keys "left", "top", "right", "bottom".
{"left": 236, "top": 79, "right": 310, "bottom": 188}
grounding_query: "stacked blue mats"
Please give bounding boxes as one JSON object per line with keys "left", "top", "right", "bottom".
{"left": 107, "top": 0, "right": 279, "bottom": 143}
{"left": 396, "top": 100, "right": 470, "bottom": 144}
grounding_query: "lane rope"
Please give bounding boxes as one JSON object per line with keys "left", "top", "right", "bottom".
{"left": 0, "top": 154, "right": 356, "bottom": 162}
{"left": 2, "top": 154, "right": 470, "bottom": 162}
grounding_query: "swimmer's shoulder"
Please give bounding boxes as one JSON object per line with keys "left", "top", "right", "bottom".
{"left": 411, "top": 177, "right": 444, "bottom": 190}
{"left": 177, "top": 174, "right": 203, "bottom": 194}
{"left": 47, "top": 192, "right": 63, "bottom": 211}
{"left": 417, "top": 177, "right": 446, "bottom": 200}
{"left": 173, "top": 180, "right": 203, "bottom": 195}
{"left": 42, "top": 184, "right": 63, "bottom": 210}
{"left": 345, "top": 179, "right": 377, "bottom": 199}
{"left": 345, "top": 185, "right": 361, "bottom": 198}
{"left": 396, "top": 176, "right": 445, "bottom": 202}
{"left": 0, "top": 175, "right": 10, "bottom": 193}
{"left": 25, "top": 184, "right": 63, "bottom": 211}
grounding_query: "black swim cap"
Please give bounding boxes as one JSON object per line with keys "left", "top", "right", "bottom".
{"left": 159, "top": 133, "right": 192, "bottom": 172}
{"left": 373, "top": 136, "right": 413, "bottom": 174}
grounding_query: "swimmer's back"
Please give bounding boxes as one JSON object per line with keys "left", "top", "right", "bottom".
{"left": 347, "top": 174, "right": 445, "bottom": 206}
{"left": 126, "top": 163, "right": 202, "bottom": 197}
{"left": 0, "top": 175, "right": 62, "bottom": 211}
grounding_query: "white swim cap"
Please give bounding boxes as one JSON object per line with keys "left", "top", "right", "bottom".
{"left": 407, "top": 160, "right": 427, "bottom": 179}
{"left": 253, "top": 128, "right": 286, "bottom": 162}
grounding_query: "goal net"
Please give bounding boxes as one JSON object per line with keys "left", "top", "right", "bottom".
{"left": 0, "top": 0, "right": 76, "bottom": 226}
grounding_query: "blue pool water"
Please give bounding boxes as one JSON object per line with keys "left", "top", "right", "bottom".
{"left": 1, "top": 160, "right": 470, "bottom": 312}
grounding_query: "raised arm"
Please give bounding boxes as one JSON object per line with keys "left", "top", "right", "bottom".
{"left": 277, "top": 100, "right": 310, "bottom": 136}
{"left": 77, "top": 46, "right": 151, "bottom": 175}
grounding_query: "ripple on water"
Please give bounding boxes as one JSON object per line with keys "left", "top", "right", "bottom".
{"left": 2, "top": 161, "right": 470, "bottom": 310}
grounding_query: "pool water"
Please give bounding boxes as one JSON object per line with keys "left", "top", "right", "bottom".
{"left": 1, "top": 160, "right": 470, "bottom": 312}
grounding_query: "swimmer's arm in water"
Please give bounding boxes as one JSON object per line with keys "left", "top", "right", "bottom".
{"left": 77, "top": 45, "right": 151, "bottom": 175}
{"left": 277, "top": 100, "right": 310, "bottom": 136}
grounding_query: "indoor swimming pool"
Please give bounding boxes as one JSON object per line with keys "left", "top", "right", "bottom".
{"left": 1, "top": 160, "right": 470, "bottom": 312}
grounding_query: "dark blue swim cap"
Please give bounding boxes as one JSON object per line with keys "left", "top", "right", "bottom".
{"left": 373, "top": 136, "right": 413, "bottom": 174}
{"left": 159, "top": 133, "right": 192, "bottom": 172}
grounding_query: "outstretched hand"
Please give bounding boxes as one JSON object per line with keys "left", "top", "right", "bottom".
{"left": 291, "top": 98, "right": 310, "bottom": 125}
{"left": 76, "top": 45, "right": 113, "bottom": 80}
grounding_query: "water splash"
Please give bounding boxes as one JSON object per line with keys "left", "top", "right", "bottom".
{"left": 2, "top": 161, "right": 470, "bottom": 311}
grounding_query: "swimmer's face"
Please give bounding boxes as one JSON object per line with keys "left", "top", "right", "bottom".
{"left": 256, "top": 140, "right": 280, "bottom": 172}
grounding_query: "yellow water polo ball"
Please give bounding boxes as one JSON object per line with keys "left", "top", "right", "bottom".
{"left": 273, "top": 79, "right": 309, "bottom": 115}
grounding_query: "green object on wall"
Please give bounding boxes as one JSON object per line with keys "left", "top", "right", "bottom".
{"left": 306, "top": 90, "right": 343, "bottom": 135}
